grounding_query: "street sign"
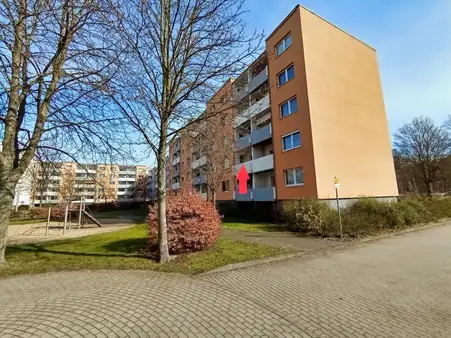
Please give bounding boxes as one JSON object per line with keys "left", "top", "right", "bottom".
{"left": 237, "top": 165, "right": 250, "bottom": 194}
{"left": 334, "top": 176, "right": 343, "bottom": 238}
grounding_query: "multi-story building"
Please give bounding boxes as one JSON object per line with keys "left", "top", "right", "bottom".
{"left": 168, "top": 5, "right": 398, "bottom": 206}
{"left": 30, "top": 162, "right": 148, "bottom": 205}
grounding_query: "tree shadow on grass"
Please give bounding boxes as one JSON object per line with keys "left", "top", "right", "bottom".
{"left": 102, "top": 238, "right": 148, "bottom": 254}
{"left": 7, "top": 238, "right": 154, "bottom": 259}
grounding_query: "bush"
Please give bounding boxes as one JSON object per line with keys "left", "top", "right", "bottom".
{"left": 281, "top": 199, "right": 332, "bottom": 234}
{"left": 148, "top": 190, "right": 221, "bottom": 254}
{"left": 28, "top": 207, "right": 49, "bottom": 220}
{"left": 421, "top": 197, "right": 451, "bottom": 219}
{"left": 281, "top": 197, "right": 444, "bottom": 238}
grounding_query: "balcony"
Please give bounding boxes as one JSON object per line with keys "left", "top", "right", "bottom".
{"left": 251, "top": 124, "right": 272, "bottom": 145}
{"left": 118, "top": 177, "right": 136, "bottom": 182}
{"left": 172, "top": 167, "right": 180, "bottom": 176}
{"left": 234, "top": 191, "right": 252, "bottom": 202}
{"left": 253, "top": 187, "right": 275, "bottom": 201}
{"left": 172, "top": 182, "right": 180, "bottom": 190}
{"left": 119, "top": 170, "right": 136, "bottom": 175}
{"left": 234, "top": 154, "right": 273, "bottom": 174}
{"left": 235, "top": 94, "right": 270, "bottom": 126}
{"left": 192, "top": 175, "right": 206, "bottom": 185}
{"left": 236, "top": 134, "right": 251, "bottom": 150}
{"left": 172, "top": 156, "right": 180, "bottom": 166}
{"left": 248, "top": 67, "right": 268, "bottom": 93}
{"left": 75, "top": 168, "right": 96, "bottom": 174}
{"left": 234, "top": 187, "right": 275, "bottom": 202}
{"left": 192, "top": 156, "right": 207, "bottom": 169}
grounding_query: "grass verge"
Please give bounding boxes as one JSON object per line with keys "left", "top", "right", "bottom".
{"left": 0, "top": 224, "right": 289, "bottom": 278}
{"left": 222, "top": 221, "right": 288, "bottom": 232}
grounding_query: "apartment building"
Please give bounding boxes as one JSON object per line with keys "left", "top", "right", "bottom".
{"left": 169, "top": 5, "right": 399, "bottom": 205}
{"left": 30, "top": 162, "right": 148, "bottom": 205}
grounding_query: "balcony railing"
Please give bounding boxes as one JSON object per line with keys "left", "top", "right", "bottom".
{"left": 235, "top": 94, "right": 270, "bottom": 126}
{"left": 236, "top": 134, "right": 251, "bottom": 150}
{"left": 234, "top": 154, "right": 273, "bottom": 174}
{"left": 248, "top": 67, "right": 268, "bottom": 93}
{"left": 234, "top": 187, "right": 275, "bottom": 202}
{"left": 172, "top": 156, "right": 180, "bottom": 166}
{"left": 251, "top": 124, "right": 272, "bottom": 145}
{"left": 233, "top": 67, "right": 268, "bottom": 103}
{"left": 234, "top": 190, "right": 252, "bottom": 202}
{"left": 192, "top": 156, "right": 207, "bottom": 169}
{"left": 172, "top": 167, "right": 180, "bottom": 176}
{"left": 192, "top": 175, "right": 207, "bottom": 185}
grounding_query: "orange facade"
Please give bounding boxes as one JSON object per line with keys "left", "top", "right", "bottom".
{"left": 167, "top": 5, "right": 398, "bottom": 202}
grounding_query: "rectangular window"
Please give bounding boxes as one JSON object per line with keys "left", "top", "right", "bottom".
{"left": 285, "top": 167, "right": 304, "bottom": 186}
{"left": 222, "top": 180, "right": 229, "bottom": 192}
{"left": 276, "top": 34, "right": 292, "bottom": 56}
{"left": 280, "top": 97, "right": 298, "bottom": 118}
{"left": 278, "top": 65, "right": 294, "bottom": 86}
{"left": 282, "top": 131, "right": 301, "bottom": 151}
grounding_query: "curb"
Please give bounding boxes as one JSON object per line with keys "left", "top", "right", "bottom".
{"left": 198, "top": 221, "right": 448, "bottom": 277}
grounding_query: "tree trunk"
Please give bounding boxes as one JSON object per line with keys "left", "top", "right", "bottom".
{"left": 156, "top": 141, "right": 170, "bottom": 263}
{"left": 0, "top": 183, "right": 15, "bottom": 264}
{"left": 427, "top": 181, "right": 433, "bottom": 196}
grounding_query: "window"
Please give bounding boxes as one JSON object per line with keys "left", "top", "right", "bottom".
{"left": 222, "top": 180, "right": 229, "bottom": 192}
{"left": 280, "top": 97, "right": 298, "bottom": 118}
{"left": 224, "top": 158, "right": 230, "bottom": 169}
{"left": 285, "top": 167, "right": 304, "bottom": 186}
{"left": 276, "top": 34, "right": 292, "bottom": 56}
{"left": 278, "top": 65, "right": 294, "bottom": 86}
{"left": 282, "top": 131, "right": 301, "bottom": 151}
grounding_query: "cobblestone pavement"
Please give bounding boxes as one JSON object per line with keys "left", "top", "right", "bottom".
{"left": 1, "top": 225, "right": 451, "bottom": 337}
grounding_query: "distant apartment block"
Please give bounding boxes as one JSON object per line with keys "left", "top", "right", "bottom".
{"left": 28, "top": 162, "right": 148, "bottom": 206}
{"left": 167, "top": 5, "right": 398, "bottom": 204}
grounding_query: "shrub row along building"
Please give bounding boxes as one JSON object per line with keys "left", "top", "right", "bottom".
{"left": 167, "top": 5, "right": 398, "bottom": 207}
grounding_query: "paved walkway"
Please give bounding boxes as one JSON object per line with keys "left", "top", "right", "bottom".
{"left": 1, "top": 225, "right": 451, "bottom": 337}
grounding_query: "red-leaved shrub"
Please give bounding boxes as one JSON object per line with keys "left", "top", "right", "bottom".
{"left": 28, "top": 207, "right": 49, "bottom": 220}
{"left": 148, "top": 190, "right": 221, "bottom": 254}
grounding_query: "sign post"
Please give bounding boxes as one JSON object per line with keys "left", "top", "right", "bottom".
{"left": 334, "top": 177, "right": 343, "bottom": 238}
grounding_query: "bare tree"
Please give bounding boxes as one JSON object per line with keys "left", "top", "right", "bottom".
{"left": 394, "top": 116, "right": 451, "bottom": 196}
{"left": 0, "top": 0, "right": 127, "bottom": 263}
{"left": 105, "top": 0, "right": 261, "bottom": 262}
{"left": 30, "top": 148, "right": 62, "bottom": 207}
{"left": 187, "top": 98, "right": 235, "bottom": 204}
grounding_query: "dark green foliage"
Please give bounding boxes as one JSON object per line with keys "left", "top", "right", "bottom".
{"left": 281, "top": 197, "right": 450, "bottom": 237}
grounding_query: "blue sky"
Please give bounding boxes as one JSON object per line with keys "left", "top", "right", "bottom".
{"left": 135, "top": 0, "right": 450, "bottom": 165}
{"left": 241, "top": 0, "right": 451, "bottom": 134}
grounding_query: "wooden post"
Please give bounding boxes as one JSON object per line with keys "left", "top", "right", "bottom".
{"left": 45, "top": 207, "right": 51, "bottom": 236}
{"left": 68, "top": 201, "right": 72, "bottom": 230}
{"left": 63, "top": 204, "right": 68, "bottom": 235}
{"left": 78, "top": 198, "right": 82, "bottom": 229}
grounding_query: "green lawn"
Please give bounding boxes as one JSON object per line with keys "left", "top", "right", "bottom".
{"left": 222, "top": 221, "right": 289, "bottom": 232}
{"left": 0, "top": 224, "right": 289, "bottom": 278}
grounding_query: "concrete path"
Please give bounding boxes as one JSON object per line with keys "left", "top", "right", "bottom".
{"left": 1, "top": 225, "right": 451, "bottom": 337}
